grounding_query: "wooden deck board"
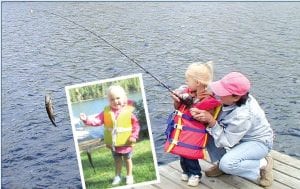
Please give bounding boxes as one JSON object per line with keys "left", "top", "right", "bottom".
{"left": 158, "top": 164, "right": 211, "bottom": 189}
{"left": 143, "top": 150, "right": 300, "bottom": 189}
{"left": 270, "top": 150, "right": 300, "bottom": 169}
{"left": 168, "top": 160, "right": 237, "bottom": 189}
{"left": 78, "top": 138, "right": 104, "bottom": 153}
{"left": 79, "top": 139, "right": 299, "bottom": 188}
{"left": 198, "top": 158, "right": 263, "bottom": 189}
{"left": 273, "top": 170, "right": 300, "bottom": 188}
{"left": 273, "top": 160, "right": 300, "bottom": 180}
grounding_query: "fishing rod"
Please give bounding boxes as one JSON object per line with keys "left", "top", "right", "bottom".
{"left": 43, "top": 11, "right": 193, "bottom": 106}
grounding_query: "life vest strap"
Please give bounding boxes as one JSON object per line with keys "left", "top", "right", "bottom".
{"left": 174, "top": 110, "right": 194, "bottom": 121}
{"left": 169, "top": 138, "right": 205, "bottom": 150}
{"left": 174, "top": 110, "right": 183, "bottom": 117}
{"left": 213, "top": 105, "right": 222, "bottom": 120}
{"left": 171, "top": 139, "right": 178, "bottom": 145}
{"left": 116, "top": 127, "right": 132, "bottom": 132}
{"left": 183, "top": 126, "right": 206, "bottom": 133}
{"left": 105, "top": 127, "right": 132, "bottom": 132}
{"left": 173, "top": 124, "right": 206, "bottom": 133}
{"left": 173, "top": 124, "right": 183, "bottom": 130}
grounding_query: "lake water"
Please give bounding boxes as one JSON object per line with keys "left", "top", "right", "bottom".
{"left": 69, "top": 93, "right": 143, "bottom": 140}
{"left": 2, "top": 2, "right": 300, "bottom": 188}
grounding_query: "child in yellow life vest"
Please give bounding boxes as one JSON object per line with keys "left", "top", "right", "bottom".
{"left": 165, "top": 61, "right": 221, "bottom": 187}
{"left": 80, "top": 85, "right": 140, "bottom": 186}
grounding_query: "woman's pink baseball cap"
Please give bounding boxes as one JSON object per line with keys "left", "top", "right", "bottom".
{"left": 210, "top": 72, "right": 251, "bottom": 96}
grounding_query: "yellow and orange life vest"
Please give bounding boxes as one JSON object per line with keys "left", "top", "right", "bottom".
{"left": 103, "top": 105, "right": 134, "bottom": 147}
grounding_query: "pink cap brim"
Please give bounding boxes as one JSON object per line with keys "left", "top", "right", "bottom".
{"left": 210, "top": 80, "right": 232, "bottom": 96}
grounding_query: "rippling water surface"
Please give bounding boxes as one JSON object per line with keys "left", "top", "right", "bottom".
{"left": 2, "top": 2, "right": 300, "bottom": 188}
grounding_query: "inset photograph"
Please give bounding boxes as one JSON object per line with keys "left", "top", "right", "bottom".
{"left": 65, "top": 74, "right": 159, "bottom": 189}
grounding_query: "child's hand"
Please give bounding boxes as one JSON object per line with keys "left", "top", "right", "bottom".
{"left": 171, "top": 91, "right": 182, "bottom": 109}
{"left": 129, "top": 137, "right": 137, "bottom": 143}
{"left": 80, "top": 113, "right": 87, "bottom": 121}
{"left": 171, "top": 91, "right": 181, "bottom": 103}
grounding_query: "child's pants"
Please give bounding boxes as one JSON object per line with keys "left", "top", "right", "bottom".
{"left": 180, "top": 156, "right": 202, "bottom": 177}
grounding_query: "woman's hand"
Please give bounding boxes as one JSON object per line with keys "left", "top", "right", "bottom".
{"left": 190, "top": 108, "right": 216, "bottom": 127}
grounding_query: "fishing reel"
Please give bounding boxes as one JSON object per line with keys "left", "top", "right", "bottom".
{"left": 181, "top": 95, "right": 194, "bottom": 107}
{"left": 177, "top": 93, "right": 194, "bottom": 108}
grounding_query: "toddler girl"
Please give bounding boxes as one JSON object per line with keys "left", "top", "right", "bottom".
{"left": 164, "top": 61, "right": 221, "bottom": 187}
{"left": 80, "top": 85, "right": 140, "bottom": 186}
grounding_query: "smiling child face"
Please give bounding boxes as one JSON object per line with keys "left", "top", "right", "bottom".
{"left": 107, "top": 86, "right": 127, "bottom": 110}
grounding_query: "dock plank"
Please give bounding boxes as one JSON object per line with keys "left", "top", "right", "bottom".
{"left": 168, "top": 160, "right": 237, "bottom": 189}
{"left": 265, "top": 182, "right": 292, "bottom": 189}
{"left": 198, "top": 158, "right": 263, "bottom": 189}
{"left": 143, "top": 150, "right": 300, "bottom": 189}
{"left": 158, "top": 164, "right": 211, "bottom": 189}
{"left": 273, "top": 160, "right": 300, "bottom": 180}
{"left": 271, "top": 150, "right": 300, "bottom": 169}
{"left": 132, "top": 184, "right": 158, "bottom": 189}
{"left": 78, "top": 139, "right": 299, "bottom": 189}
{"left": 78, "top": 138, "right": 104, "bottom": 153}
{"left": 273, "top": 169, "right": 300, "bottom": 189}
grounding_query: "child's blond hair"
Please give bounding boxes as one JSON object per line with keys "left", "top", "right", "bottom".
{"left": 107, "top": 85, "right": 128, "bottom": 103}
{"left": 185, "top": 61, "right": 214, "bottom": 86}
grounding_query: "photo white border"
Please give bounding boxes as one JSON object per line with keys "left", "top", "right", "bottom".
{"left": 65, "top": 73, "right": 160, "bottom": 189}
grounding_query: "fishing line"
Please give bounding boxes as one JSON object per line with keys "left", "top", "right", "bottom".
{"left": 41, "top": 10, "right": 191, "bottom": 105}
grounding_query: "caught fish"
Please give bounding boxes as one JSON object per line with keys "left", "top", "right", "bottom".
{"left": 45, "top": 94, "right": 57, "bottom": 127}
{"left": 87, "top": 150, "right": 96, "bottom": 173}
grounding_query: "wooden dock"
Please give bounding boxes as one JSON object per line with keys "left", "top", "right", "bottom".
{"left": 135, "top": 150, "right": 300, "bottom": 189}
{"left": 78, "top": 138, "right": 104, "bottom": 153}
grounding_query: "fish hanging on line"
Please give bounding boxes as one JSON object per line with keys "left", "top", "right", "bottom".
{"left": 45, "top": 94, "right": 57, "bottom": 127}
{"left": 87, "top": 150, "right": 96, "bottom": 173}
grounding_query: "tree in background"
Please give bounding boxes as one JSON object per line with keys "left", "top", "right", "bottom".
{"left": 68, "top": 77, "right": 141, "bottom": 103}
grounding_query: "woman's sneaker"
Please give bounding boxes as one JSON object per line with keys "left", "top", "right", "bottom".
{"left": 187, "top": 175, "right": 200, "bottom": 187}
{"left": 259, "top": 155, "right": 274, "bottom": 187}
{"left": 181, "top": 173, "right": 189, "bottom": 181}
{"left": 126, "top": 175, "right": 134, "bottom": 185}
{"left": 205, "top": 164, "right": 224, "bottom": 177}
{"left": 112, "top": 175, "right": 122, "bottom": 186}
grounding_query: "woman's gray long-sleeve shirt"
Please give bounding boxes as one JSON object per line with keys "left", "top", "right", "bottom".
{"left": 206, "top": 95, "right": 273, "bottom": 149}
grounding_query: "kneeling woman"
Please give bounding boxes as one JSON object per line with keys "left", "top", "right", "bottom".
{"left": 190, "top": 72, "right": 274, "bottom": 187}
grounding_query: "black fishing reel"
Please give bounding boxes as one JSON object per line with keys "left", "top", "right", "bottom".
{"left": 179, "top": 95, "right": 194, "bottom": 107}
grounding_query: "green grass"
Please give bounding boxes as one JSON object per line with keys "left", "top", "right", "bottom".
{"left": 80, "top": 139, "right": 157, "bottom": 189}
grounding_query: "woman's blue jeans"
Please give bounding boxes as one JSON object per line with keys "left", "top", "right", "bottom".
{"left": 206, "top": 135, "right": 271, "bottom": 182}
